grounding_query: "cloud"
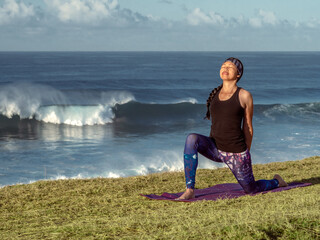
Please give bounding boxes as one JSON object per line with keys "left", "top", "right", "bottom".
{"left": 259, "top": 10, "right": 277, "bottom": 25}
{"left": 186, "top": 8, "right": 280, "bottom": 28}
{"left": 249, "top": 10, "right": 278, "bottom": 28}
{"left": 42, "top": 0, "right": 155, "bottom": 27}
{"left": 0, "top": 0, "right": 34, "bottom": 25}
{"left": 1, "top": 1, "right": 320, "bottom": 51}
{"left": 45, "top": 0, "right": 119, "bottom": 24}
{"left": 305, "top": 18, "right": 320, "bottom": 28}
{"left": 187, "top": 8, "right": 224, "bottom": 26}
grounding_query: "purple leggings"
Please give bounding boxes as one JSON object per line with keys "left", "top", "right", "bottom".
{"left": 184, "top": 133, "right": 279, "bottom": 193}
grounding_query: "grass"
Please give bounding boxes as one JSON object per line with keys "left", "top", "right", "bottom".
{"left": 0, "top": 156, "right": 319, "bottom": 239}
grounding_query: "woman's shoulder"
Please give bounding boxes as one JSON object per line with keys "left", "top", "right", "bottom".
{"left": 239, "top": 88, "right": 252, "bottom": 98}
{"left": 239, "top": 87, "right": 253, "bottom": 107}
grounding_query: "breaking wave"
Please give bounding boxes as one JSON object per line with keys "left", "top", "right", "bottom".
{"left": 0, "top": 83, "right": 135, "bottom": 126}
{"left": 1, "top": 83, "right": 320, "bottom": 126}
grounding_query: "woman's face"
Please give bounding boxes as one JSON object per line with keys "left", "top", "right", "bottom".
{"left": 220, "top": 61, "right": 240, "bottom": 81}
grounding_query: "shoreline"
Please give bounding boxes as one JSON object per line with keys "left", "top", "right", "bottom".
{"left": 1, "top": 156, "right": 319, "bottom": 190}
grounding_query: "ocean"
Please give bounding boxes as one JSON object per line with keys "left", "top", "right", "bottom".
{"left": 1, "top": 51, "right": 319, "bottom": 187}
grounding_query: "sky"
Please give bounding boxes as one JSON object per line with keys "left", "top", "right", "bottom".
{"left": 1, "top": 0, "right": 320, "bottom": 51}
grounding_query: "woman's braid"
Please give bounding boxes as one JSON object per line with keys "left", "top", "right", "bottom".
{"left": 204, "top": 84, "right": 223, "bottom": 120}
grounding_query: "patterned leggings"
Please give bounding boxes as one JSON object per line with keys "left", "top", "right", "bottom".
{"left": 184, "top": 133, "right": 279, "bottom": 193}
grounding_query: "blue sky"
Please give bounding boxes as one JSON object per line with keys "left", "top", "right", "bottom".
{"left": 1, "top": 0, "right": 320, "bottom": 51}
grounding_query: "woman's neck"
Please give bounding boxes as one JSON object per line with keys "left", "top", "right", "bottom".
{"left": 221, "top": 81, "right": 237, "bottom": 93}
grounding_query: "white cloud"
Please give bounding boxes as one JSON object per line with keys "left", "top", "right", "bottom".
{"left": 43, "top": 0, "right": 154, "bottom": 26}
{"left": 259, "top": 10, "right": 277, "bottom": 25}
{"left": 1, "top": 1, "right": 320, "bottom": 51}
{"left": 186, "top": 8, "right": 279, "bottom": 28}
{"left": 305, "top": 18, "right": 320, "bottom": 28}
{"left": 249, "top": 9, "right": 278, "bottom": 28}
{"left": 0, "top": 0, "right": 34, "bottom": 25}
{"left": 249, "top": 17, "right": 262, "bottom": 28}
{"left": 45, "top": 0, "right": 119, "bottom": 24}
{"left": 187, "top": 8, "right": 224, "bottom": 26}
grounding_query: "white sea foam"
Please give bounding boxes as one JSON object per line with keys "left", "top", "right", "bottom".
{"left": 50, "top": 174, "right": 85, "bottom": 180}
{"left": 172, "top": 97, "right": 198, "bottom": 104}
{"left": 0, "top": 154, "right": 222, "bottom": 188}
{"left": 37, "top": 105, "right": 114, "bottom": 126}
{"left": 128, "top": 150, "right": 219, "bottom": 176}
{"left": 0, "top": 83, "right": 135, "bottom": 126}
{"left": 106, "top": 172, "right": 122, "bottom": 178}
{"left": 148, "top": 97, "right": 198, "bottom": 105}
{"left": 0, "top": 83, "right": 66, "bottom": 118}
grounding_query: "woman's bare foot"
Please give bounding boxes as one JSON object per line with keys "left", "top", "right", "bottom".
{"left": 175, "top": 188, "right": 195, "bottom": 200}
{"left": 274, "top": 174, "right": 288, "bottom": 187}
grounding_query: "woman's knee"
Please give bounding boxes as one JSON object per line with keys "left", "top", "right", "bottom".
{"left": 185, "top": 133, "right": 199, "bottom": 146}
{"left": 184, "top": 133, "right": 200, "bottom": 154}
{"left": 239, "top": 181, "right": 258, "bottom": 194}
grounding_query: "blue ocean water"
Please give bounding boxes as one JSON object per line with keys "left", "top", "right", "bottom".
{"left": 0, "top": 51, "right": 320, "bottom": 187}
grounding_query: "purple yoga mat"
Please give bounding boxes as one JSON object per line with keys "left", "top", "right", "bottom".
{"left": 141, "top": 182, "right": 312, "bottom": 202}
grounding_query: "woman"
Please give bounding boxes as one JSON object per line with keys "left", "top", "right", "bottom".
{"left": 177, "top": 57, "right": 287, "bottom": 200}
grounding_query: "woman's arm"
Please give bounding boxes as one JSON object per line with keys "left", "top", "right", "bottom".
{"left": 240, "top": 89, "right": 254, "bottom": 151}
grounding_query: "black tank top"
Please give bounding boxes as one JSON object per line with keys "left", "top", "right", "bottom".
{"left": 209, "top": 87, "right": 247, "bottom": 153}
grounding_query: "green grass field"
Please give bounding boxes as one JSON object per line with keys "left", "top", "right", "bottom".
{"left": 0, "top": 156, "right": 319, "bottom": 239}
